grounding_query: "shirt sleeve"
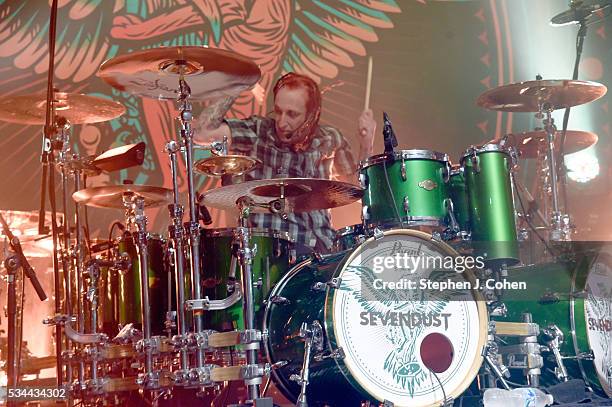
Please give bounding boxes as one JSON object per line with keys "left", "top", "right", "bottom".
{"left": 226, "top": 116, "right": 264, "bottom": 154}
{"left": 321, "top": 126, "right": 359, "bottom": 178}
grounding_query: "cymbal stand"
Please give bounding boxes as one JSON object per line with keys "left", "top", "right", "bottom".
{"left": 165, "top": 140, "right": 190, "bottom": 379}
{"left": 176, "top": 74, "right": 205, "bottom": 369}
{"left": 233, "top": 196, "right": 276, "bottom": 406}
{"left": 540, "top": 104, "right": 572, "bottom": 241}
{"left": 124, "top": 194, "right": 159, "bottom": 389}
{"left": 72, "top": 165, "right": 87, "bottom": 387}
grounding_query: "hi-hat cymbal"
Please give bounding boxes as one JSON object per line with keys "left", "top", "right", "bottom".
{"left": 194, "top": 155, "right": 261, "bottom": 177}
{"left": 0, "top": 92, "right": 126, "bottom": 125}
{"left": 201, "top": 178, "right": 363, "bottom": 213}
{"left": 507, "top": 130, "right": 598, "bottom": 159}
{"left": 97, "top": 46, "right": 261, "bottom": 100}
{"left": 72, "top": 185, "right": 172, "bottom": 209}
{"left": 477, "top": 80, "right": 607, "bottom": 112}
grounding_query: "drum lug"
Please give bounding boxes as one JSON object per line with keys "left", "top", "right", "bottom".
{"left": 268, "top": 295, "right": 291, "bottom": 305}
{"left": 362, "top": 205, "right": 371, "bottom": 221}
{"left": 373, "top": 227, "right": 384, "bottom": 240}
{"left": 359, "top": 172, "right": 369, "bottom": 189}
{"left": 403, "top": 196, "right": 410, "bottom": 214}
{"left": 538, "top": 291, "right": 560, "bottom": 304}
{"left": 471, "top": 153, "right": 480, "bottom": 173}
{"left": 311, "top": 277, "right": 342, "bottom": 291}
{"left": 443, "top": 161, "right": 451, "bottom": 183}
{"left": 400, "top": 160, "right": 407, "bottom": 181}
{"left": 314, "top": 347, "right": 346, "bottom": 362}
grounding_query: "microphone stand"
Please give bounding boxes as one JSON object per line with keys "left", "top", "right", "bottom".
{"left": 37, "top": 0, "right": 65, "bottom": 386}
{"left": 557, "top": 17, "right": 589, "bottom": 218}
{"left": 0, "top": 212, "right": 48, "bottom": 397}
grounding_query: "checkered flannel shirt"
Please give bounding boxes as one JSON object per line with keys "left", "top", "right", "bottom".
{"left": 226, "top": 116, "right": 358, "bottom": 251}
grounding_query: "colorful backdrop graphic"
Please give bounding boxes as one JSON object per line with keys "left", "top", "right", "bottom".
{"left": 0, "top": 0, "right": 609, "bottom": 236}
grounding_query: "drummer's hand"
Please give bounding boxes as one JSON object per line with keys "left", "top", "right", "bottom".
{"left": 358, "top": 109, "right": 376, "bottom": 159}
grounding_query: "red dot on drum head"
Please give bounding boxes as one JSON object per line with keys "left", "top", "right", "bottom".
{"left": 420, "top": 333, "right": 454, "bottom": 373}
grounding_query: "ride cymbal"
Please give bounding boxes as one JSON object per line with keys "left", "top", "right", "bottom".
{"left": 477, "top": 80, "right": 607, "bottom": 112}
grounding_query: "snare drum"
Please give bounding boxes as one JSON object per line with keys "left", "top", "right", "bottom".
{"left": 499, "top": 247, "right": 612, "bottom": 396}
{"left": 95, "top": 233, "right": 170, "bottom": 337}
{"left": 461, "top": 144, "right": 519, "bottom": 265}
{"left": 200, "top": 228, "right": 295, "bottom": 331}
{"left": 264, "top": 229, "right": 487, "bottom": 406}
{"left": 359, "top": 150, "right": 451, "bottom": 229}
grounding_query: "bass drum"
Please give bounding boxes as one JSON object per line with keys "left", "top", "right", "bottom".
{"left": 264, "top": 229, "right": 487, "bottom": 406}
{"left": 500, "top": 245, "right": 612, "bottom": 397}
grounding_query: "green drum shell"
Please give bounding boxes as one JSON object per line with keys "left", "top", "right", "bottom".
{"left": 263, "top": 252, "right": 364, "bottom": 406}
{"left": 461, "top": 147, "right": 518, "bottom": 265}
{"left": 498, "top": 249, "right": 611, "bottom": 397}
{"left": 448, "top": 167, "right": 470, "bottom": 234}
{"left": 360, "top": 150, "right": 450, "bottom": 228}
{"left": 200, "top": 228, "right": 294, "bottom": 331}
{"left": 111, "top": 234, "right": 169, "bottom": 336}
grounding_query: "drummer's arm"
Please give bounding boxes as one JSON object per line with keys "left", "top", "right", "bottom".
{"left": 193, "top": 96, "right": 235, "bottom": 146}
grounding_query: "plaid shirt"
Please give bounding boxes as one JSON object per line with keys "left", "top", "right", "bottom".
{"left": 226, "top": 116, "right": 357, "bottom": 251}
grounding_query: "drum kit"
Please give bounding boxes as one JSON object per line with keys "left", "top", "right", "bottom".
{"left": 0, "top": 42, "right": 610, "bottom": 407}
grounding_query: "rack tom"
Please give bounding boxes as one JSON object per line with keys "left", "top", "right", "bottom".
{"left": 461, "top": 144, "right": 519, "bottom": 266}
{"left": 359, "top": 150, "right": 451, "bottom": 230}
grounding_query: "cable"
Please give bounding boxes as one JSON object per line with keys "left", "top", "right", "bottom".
{"left": 382, "top": 159, "right": 405, "bottom": 228}
{"left": 427, "top": 368, "right": 449, "bottom": 407}
{"left": 513, "top": 175, "right": 558, "bottom": 258}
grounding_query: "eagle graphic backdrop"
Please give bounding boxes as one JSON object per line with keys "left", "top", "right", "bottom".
{"left": 0, "top": 0, "right": 609, "bottom": 237}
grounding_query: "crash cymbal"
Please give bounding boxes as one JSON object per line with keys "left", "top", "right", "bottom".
{"left": 194, "top": 155, "right": 261, "bottom": 177}
{"left": 72, "top": 185, "right": 172, "bottom": 209}
{"left": 97, "top": 46, "right": 261, "bottom": 100}
{"left": 506, "top": 130, "right": 598, "bottom": 159}
{"left": 0, "top": 92, "right": 126, "bottom": 125}
{"left": 477, "top": 80, "right": 607, "bottom": 112}
{"left": 201, "top": 178, "right": 363, "bottom": 213}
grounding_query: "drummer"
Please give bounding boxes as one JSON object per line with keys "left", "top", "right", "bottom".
{"left": 194, "top": 72, "right": 376, "bottom": 253}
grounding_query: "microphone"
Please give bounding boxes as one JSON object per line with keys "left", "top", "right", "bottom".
{"left": 196, "top": 193, "right": 213, "bottom": 225}
{"left": 383, "top": 112, "right": 398, "bottom": 154}
{"left": 550, "top": 1, "right": 611, "bottom": 25}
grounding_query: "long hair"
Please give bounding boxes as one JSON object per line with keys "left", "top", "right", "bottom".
{"left": 272, "top": 72, "right": 322, "bottom": 152}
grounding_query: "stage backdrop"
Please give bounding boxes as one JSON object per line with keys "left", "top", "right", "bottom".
{"left": 0, "top": 0, "right": 610, "bottom": 237}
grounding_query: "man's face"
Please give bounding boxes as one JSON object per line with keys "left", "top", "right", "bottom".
{"left": 273, "top": 87, "right": 308, "bottom": 145}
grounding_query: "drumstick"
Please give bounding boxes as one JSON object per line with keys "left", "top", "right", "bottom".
{"left": 364, "top": 56, "right": 373, "bottom": 111}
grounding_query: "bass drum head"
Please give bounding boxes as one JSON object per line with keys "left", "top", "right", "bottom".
{"left": 585, "top": 252, "right": 612, "bottom": 396}
{"left": 327, "top": 229, "right": 487, "bottom": 406}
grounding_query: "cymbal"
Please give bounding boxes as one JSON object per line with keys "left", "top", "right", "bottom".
{"left": 507, "top": 130, "right": 598, "bottom": 159}
{"left": 0, "top": 92, "right": 126, "bottom": 125}
{"left": 201, "top": 178, "right": 363, "bottom": 213}
{"left": 477, "top": 80, "right": 607, "bottom": 112}
{"left": 72, "top": 185, "right": 172, "bottom": 209}
{"left": 97, "top": 46, "right": 261, "bottom": 100}
{"left": 194, "top": 155, "right": 261, "bottom": 177}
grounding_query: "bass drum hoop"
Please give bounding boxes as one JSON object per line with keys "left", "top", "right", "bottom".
{"left": 262, "top": 256, "right": 317, "bottom": 401}
{"left": 326, "top": 229, "right": 488, "bottom": 405}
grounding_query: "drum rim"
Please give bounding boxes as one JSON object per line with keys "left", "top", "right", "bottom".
{"left": 460, "top": 143, "right": 511, "bottom": 162}
{"left": 325, "top": 228, "right": 489, "bottom": 405}
{"left": 202, "top": 227, "right": 294, "bottom": 242}
{"left": 363, "top": 216, "right": 447, "bottom": 230}
{"left": 573, "top": 251, "right": 612, "bottom": 396}
{"left": 359, "top": 150, "right": 450, "bottom": 169}
{"left": 261, "top": 255, "right": 325, "bottom": 402}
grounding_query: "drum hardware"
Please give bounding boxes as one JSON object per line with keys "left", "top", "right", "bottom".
{"left": 492, "top": 315, "right": 543, "bottom": 387}
{"left": 541, "top": 325, "right": 570, "bottom": 382}
{"left": 289, "top": 321, "right": 324, "bottom": 407}
{"left": 184, "top": 287, "right": 243, "bottom": 311}
{"left": 482, "top": 332, "right": 511, "bottom": 390}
